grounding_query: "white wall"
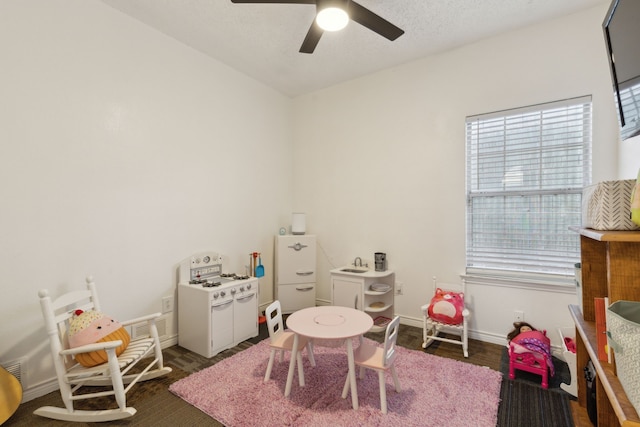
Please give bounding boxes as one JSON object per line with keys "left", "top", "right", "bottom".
{"left": 0, "top": 0, "right": 292, "bottom": 396}
{"left": 292, "top": 4, "right": 624, "bottom": 345}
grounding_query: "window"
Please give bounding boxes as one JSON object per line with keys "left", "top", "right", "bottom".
{"left": 617, "top": 79, "right": 640, "bottom": 140}
{"left": 465, "top": 96, "right": 592, "bottom": 282}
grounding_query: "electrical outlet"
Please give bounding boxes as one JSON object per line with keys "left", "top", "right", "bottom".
{"left": 514, "top": 310, "right": 524, "bottom": 322}
{"left": 395, "top": 281, "right": 403, "bottom": 295}
{"left": 162, "top": 296, "right": 174, "bottom": 314}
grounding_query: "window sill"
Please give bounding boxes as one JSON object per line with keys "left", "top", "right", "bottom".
{"left": 462, "top": 271, "right": 576, "bottom": 294}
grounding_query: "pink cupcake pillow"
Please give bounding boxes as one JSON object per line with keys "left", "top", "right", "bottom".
{"left": 67, "top": 309, "right": 130, "bottom": 367}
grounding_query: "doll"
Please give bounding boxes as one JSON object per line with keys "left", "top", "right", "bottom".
{"left": 506, "top": 321, "right": 537, "bottom": 343}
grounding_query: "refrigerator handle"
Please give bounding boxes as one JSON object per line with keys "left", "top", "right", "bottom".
{"left": 288, "top": 243, "right": 308, "bottom": 251}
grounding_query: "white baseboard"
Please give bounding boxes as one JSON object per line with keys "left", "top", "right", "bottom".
{"left": 161, "top": 334, "right": 178, "bottom": 348}
{"left": 22, "top": 380, "right": 60, "bottom": 404}
{"left": 398, "top": 314, "right": 506, "bottom": 345}
{"left": 399, "top": 314, "right": 565, "bottom": 360}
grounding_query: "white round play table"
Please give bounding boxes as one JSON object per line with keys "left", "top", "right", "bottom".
{"left": 285, "top": 305, "right": 373, "bottom": 410}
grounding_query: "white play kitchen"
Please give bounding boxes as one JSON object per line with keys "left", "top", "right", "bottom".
{"left": 331, "top": 257, "right": 395, "bottom": 333}
{"left": 177, "top": 252, "right": 259, "bottom": 358}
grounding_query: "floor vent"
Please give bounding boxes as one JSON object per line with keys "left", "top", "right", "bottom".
{"left": 2, "top": 358, "right": 26, "bottom": 387}
{"left": 131, "top": 316, "right": 167, "bottom": 339}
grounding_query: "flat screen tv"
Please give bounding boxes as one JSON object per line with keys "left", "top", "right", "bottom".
{"left": 603, "top": 0, "right": 640, "bottom": 140}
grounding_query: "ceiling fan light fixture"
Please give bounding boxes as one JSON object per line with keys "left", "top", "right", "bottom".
{"left": 316, "top": 7, "right": 349, "bottom": 32}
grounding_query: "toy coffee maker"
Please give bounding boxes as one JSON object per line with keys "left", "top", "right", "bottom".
{"left": 374, "top": 252, "right": 387, "bottom": 271}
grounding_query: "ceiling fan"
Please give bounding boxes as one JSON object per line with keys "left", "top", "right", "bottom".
{"left": 230, "top": 0, "right": 405, "bottom": 54}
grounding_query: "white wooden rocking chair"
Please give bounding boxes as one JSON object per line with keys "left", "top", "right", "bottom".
{"left": 421, "top": 276, "right": 470, "bottom": 358}
{"left": 35, "top": 276, "right": 172, "bottom": 422}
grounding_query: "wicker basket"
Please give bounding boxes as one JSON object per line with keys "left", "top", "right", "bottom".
{"left": 606, "top": 300, "right": 640, "bottom": 414}
{"left": 582, "top": 180, "right": 639, "bottom": 230}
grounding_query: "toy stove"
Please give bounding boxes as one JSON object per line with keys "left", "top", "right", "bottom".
{"left": 178, "top": 251, "right": 259, "bottom": 358}
{"left": 179, "top": 252, "right": 251, "bottom": 287}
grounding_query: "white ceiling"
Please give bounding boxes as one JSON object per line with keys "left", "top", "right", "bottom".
{"left": 101, "top": 0, "right": 606, "bottom": 97}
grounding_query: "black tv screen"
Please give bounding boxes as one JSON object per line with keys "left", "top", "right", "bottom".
{"left": 603, "top": 0, "right": 640, "bottom": 140}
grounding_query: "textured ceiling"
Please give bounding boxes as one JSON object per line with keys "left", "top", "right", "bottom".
{"left": 101, "top": 0, "right": 606, "bottom": 97}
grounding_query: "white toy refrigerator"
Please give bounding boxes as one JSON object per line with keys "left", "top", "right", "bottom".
{"left": 275, "top": 235, "right": 316, "bottom": 313}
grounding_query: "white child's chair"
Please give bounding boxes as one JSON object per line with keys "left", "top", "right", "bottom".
{"left": 342, "top": 316, "right": 401, "bottom": 414}
{"left": 421, "top": 276, "right": 470, "bottom": 358}
{"left": 35, "top": 276, "right": 171, "bottom": 422}
{"left": 264, "top": 300, "right": 316, "bottom": 385}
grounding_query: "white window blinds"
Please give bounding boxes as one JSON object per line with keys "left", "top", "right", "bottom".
{"left": 465, "top": 96, "right": 592, "bottom": 279}
{"left": 618, "top": 80, "right": 640, "bottom": 139}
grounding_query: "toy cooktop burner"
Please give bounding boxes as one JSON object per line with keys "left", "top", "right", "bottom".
{"left": 202, "top": 281, "right": 222, "bottom": 288}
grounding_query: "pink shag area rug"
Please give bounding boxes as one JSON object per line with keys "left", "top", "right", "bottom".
{"left": 169, "top": 338, "right": 502, "bottom": 427}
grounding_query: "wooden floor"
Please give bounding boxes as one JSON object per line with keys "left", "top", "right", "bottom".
{"left": 570, "top": 400, "right": 591, "bottom": 427}
{"left": 155, "top": 324, "right": 510, "bottom": 426}
{"left": 368, "top": 323, "right": 503, "bottom": 370}
{"left": 10, "top": 324, "right": 589, "bottom": 427}
{"left": 9, "top": 321, "right": 574, "bottom": 426}
{"left": 163, "top": 321, "right": 504, "bottom": 379}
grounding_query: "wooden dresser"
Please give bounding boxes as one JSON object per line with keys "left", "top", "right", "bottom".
{"left": 570, "top": 228, "right": 640, "bottom": 426}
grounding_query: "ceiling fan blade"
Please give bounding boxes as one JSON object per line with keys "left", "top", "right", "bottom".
{"left": 299, "top": 21, "right": 323, "bottom": 54}
{"left": 348, "top": 1, "right": 404, "bottom": 41}
{"left": 230, "top": 1, "right": 315, "bottom": 4}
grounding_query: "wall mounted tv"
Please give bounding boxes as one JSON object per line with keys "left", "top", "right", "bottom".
{"left": 603, "top": 0, "right": 640, "bottom": 141}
